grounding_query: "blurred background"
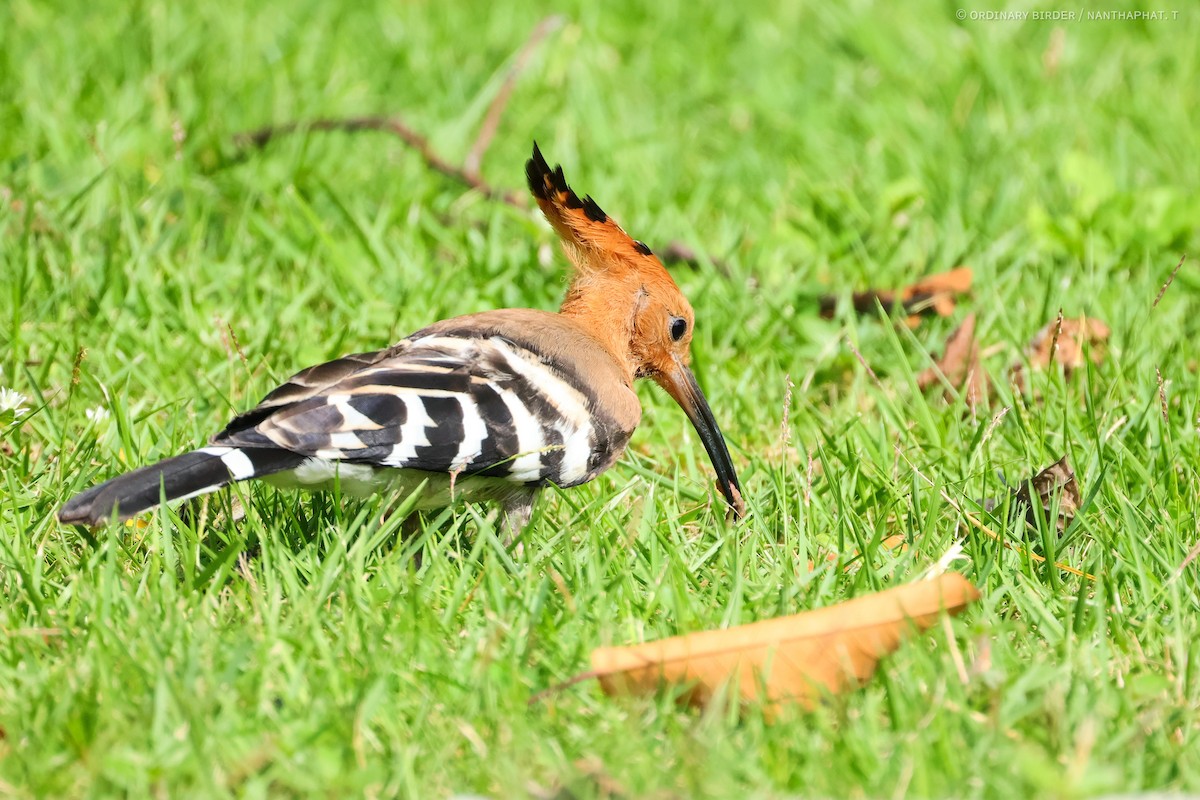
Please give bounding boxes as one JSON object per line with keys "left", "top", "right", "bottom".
{"left": 2, "top": 1, "right": 1198, "bottom": 796}
{"left": 3, "top": 1, "right": 1196, "bottom": 405}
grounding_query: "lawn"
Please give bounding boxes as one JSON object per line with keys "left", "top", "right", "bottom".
{"left": 2, "top": 0, "right": 1199, "bottom": 796}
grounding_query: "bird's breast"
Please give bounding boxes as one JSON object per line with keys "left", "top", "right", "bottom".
{"left": 264, "top": 462, "right": 538, "bottom": 510}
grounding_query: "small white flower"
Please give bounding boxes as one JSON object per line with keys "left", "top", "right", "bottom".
{"left": 0, "top": 387, "right": 30, "bottom": 419}
{"left": 85, "top": 406, "right": 111, "bottom": 424}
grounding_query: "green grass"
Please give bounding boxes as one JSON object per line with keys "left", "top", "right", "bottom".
{"left": 2, "top": 0, "right": 1199, "bottom": 796}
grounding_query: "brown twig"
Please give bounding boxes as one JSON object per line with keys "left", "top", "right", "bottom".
{"left": 464, "top": 15, "right": 565, "bottom": 178}
{"left": 819, "top": 291, "right": 914, "bottom": 319}
{"left": 234, "top": 116, "right": 526, "bottom": 207}
{"left": 233, "top": 17, "right": 746, "bottom": 279}
{"left": 528, "top": 669, "right": 603, "bottom": 706}
{"left": 658, "top": 240, "right": 733, "bottom": 277}
{"left": 818, "top": 267, "right": 973, "bottom": 320}
{"left": 235, "top": 114, "right": 740, "bottom": 278}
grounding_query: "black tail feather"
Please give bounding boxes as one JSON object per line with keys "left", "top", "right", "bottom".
{"left": 58, "top": 447, "right": 306, "bottom": 527}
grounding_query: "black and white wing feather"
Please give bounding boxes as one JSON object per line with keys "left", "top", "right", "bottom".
{"left": 214, "top": 330, "right": 631, "bottom": 487}
{"left": 59, "top": 310, "right": 638, "bottom": 527}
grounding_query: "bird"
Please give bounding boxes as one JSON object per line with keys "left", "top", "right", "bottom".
{"left": 59, "top": 143, "right": 745, "bottom": 532}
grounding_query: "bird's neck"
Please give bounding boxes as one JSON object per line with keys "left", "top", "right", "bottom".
{"left": 558, "top": 275, "right": 641, "bottom": 386}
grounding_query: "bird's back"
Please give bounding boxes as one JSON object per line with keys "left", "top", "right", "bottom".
{"left": 214, "top": 308, "right": 642, "bottom": 490}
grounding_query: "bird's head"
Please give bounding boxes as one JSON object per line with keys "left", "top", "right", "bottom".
{"left": 526, "top": 143, "right": 745, "bottom": 518}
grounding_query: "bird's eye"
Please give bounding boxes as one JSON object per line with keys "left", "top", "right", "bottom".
{"left": 669, "top": 316, "right": 688, "bottom": 342}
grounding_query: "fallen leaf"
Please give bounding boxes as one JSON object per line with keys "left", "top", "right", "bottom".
{"left": 1010, "top": 314, "right": 1110, "bottom": 395}
{"left": 589, "top": 573, "right": 979, "bottom": 715}
{"left": 819, "top": 267, "right": 973, "bottom": 322}
{"left": 904, "top": 267, "right": 975, "bottom": 313}
{"left": 917, "top": 313, "right": 991, "bottom": 409}
{"left": 1024, "top": 315, "right": 1110, "bottom": 373}
{"left": 1012, "top": 455, "right": 1080, "bottom": 535}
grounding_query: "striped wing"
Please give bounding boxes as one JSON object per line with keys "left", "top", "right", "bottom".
{"left": 213, "top": 331, "right": 629, "bottom": 488}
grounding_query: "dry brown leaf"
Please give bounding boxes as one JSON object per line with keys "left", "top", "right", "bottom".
{"left": 894, "top": 446, "right": 1096, "bottom": 580}
{"left": 819, "top": 267, "right": 973, "bottom": 321}
{"left": 590, "top": 573, "right": 979, "bottom": 714}
{"left": 1012, "top": 455, "right": 1080, "bottom": 535}
{"left": 1025, "top": 316, "right": 1111, "bottom": 373}
{"left": 1011, "top": 314, "right": 1110, "bottom": 395}
{"left": 905, "top": 267, "right": 975, "bottom": 313}
{"left": 917, "top": 313, "right": 977, "bottom": 390}
{"left": 917, "top": 313, "right": 991, "bottom": 409}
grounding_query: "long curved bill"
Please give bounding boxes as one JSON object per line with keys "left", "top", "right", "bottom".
{"left": 656, "top": 362, "right": 746, "bottom": 519}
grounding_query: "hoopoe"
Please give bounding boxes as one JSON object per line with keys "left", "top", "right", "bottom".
{"left": 59, "top": 144, "right": 745, "bottom": 531}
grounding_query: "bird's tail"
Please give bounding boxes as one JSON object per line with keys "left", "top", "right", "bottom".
{"left": 58, "top": 446, "right": 306, "bottom": 527}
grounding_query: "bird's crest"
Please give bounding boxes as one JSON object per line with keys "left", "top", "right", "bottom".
{"left": 525, "top": 142, "right": 668, "bottom": 281}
